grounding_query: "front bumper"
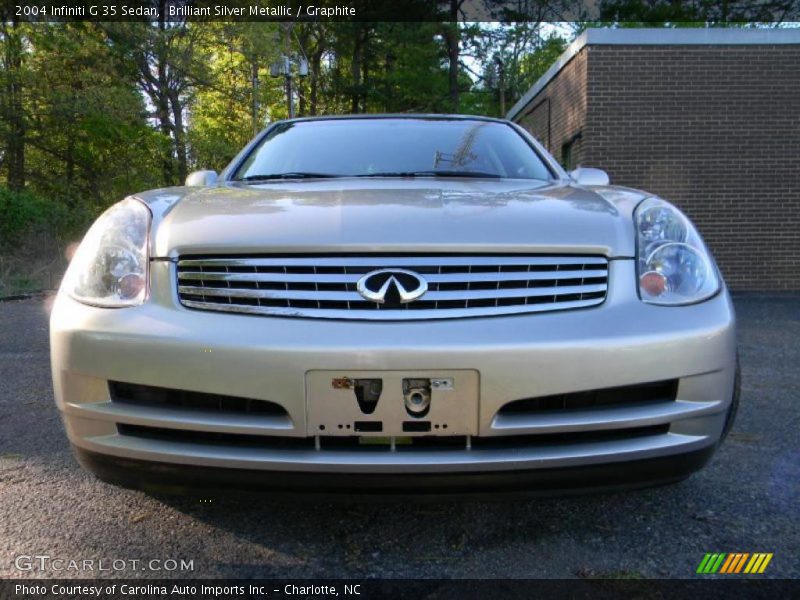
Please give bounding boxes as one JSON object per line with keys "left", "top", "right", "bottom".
{"left": 50, "top": 259, "right": 737, "bottom": 489}
{"left": 73, "top": 445, "right": 717, "bottom": 496}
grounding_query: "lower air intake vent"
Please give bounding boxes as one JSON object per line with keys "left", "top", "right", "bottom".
{"left": 498, "top": 380, "right": 679, "bottom": 415}
{"left": 109, "top": 381, "right": 287, "bottom": 417}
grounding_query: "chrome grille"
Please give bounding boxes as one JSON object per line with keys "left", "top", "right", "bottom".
{"left": 176, "top": 255, "right": 609, "bottom": 320}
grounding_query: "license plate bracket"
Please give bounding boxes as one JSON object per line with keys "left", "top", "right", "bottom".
{"left": 305, "top": 370, "right": 479, "bottom": 437}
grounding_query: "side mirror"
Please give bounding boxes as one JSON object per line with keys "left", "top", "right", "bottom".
{"left": 569, "top": 167, "right": 610, "bottom": 187}
{"left": 185, "top": 170, "right": 218, "bottom": 187}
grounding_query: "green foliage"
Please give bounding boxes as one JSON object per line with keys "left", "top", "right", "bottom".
{"left": 519, "top": 35, "right": 569, "bottom": 87}
{"left": 2, "top": 23, "right": 165, "bottom": 211}
{"left": 461, "top": 25, "right": 571, "bottom": 117}
{"left": 0, "top": 188, "right": 54, "bottom": 249}
{"left": 598, "top": 0, "right": 778, "bottom": 24}
{"left": 2, "top": 21, "right": 575, "bottom": 199}
{"left": 0, "top": 20, "right": 577, "bottom": 292}
{"left": 0, "top": 186, "right": 93, "bottom": 249}
{"left": 188, "top": 22, "right": 284, "bottom": 171}
{"left": 0, "top": 186, "right": 98, "bottom": 295}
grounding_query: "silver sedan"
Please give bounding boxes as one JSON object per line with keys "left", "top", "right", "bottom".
{"left": 50, "top": 115, "right": 738, "bottom": 494}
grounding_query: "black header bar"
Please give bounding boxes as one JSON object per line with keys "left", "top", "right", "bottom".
{"left": 6, "top": 0, "right": 800, "bottom": 23}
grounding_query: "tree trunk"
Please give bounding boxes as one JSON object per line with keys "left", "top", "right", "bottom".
{"left": 361, "top": 43, "right": 369, "bottom": 113}
{"left": 310, "top": 48, "right": 322, "bottom": 115}
{"left": 445, "top": 24, "right": 459, "bottom": 112}
{"left": 65, "top": 132, "right": 75, "bottom": 188}
{"left": 350, "top": 29, "right": 362, "bottom": 114}
{"left": 156, "top": 81, "right": 173, "bottom": 183}
{"left": 297, "top": 79, "right": 306, "bottom": 116}
{"left": 251, "top": 59, "right": 260, "bottom": 135}
{"left": 445, "top": 1, "right": 461, "bottom": 112}
{"left": 296, "top": 26, "right": 308, "bottom": 117}
{"left": 155, "top": 13, "right": 174, "bottom": 184}
{"left": 169, "top": 89, "right": 187, "bottom": 184}
{"left": 3, "top": 19, "right": 25, "bottom": 191}
{"left": 64, "top": 78, "right": 81, "bottom": 192}
{"left": 384, "top": 52, "right": 395, "bottom": 112}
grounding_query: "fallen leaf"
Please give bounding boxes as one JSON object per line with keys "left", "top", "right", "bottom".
{"left": 130, "top": 512, "right": 151, "bottom": 523}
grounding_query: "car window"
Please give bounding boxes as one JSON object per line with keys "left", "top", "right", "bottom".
{"left": 233, "top": 119, "right": 553, "bottom": 181}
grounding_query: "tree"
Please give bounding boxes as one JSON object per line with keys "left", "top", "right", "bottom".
{"left": 0, "top": 17, "right": 579, "bottom": 293}
{"left": 0, "top": 15, "right": 26, "bottom": 191}
{"left": 102, "top": 5, "right": 206, "bottom": 185}
{"left": 461, "top": 23, "right": 568, "bottom": 117}
{"left": 23, "top": 23, "right": 163, "bottom": 209}
{"left": 442, "top": 0, "right": 467, "bottom": 111}
{"left": 188, "top": 22, "right": 284, "bottom": 171}
{"left": 295, "top": 22, "right": 328, "bottom": 116}
{"left": 599, "top": 0, "right": 800, "bottom": 23}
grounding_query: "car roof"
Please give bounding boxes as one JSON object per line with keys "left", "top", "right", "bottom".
{"left": 277, "top": 114, "right": 512, "bottom": 125}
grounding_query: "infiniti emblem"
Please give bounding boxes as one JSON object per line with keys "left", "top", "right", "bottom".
{"left": 356, "top": 269, "right": 428, "bottom": 306}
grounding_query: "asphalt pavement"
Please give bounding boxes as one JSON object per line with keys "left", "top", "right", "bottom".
{"left": 0, "top": 294, "right": 797, "bottom": 579}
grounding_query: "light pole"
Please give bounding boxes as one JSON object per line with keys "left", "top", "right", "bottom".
{"left": 270, "top": 24, "right": 308, "bottom": 119}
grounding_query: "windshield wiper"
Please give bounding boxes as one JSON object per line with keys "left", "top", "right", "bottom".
{"left": 236, "top": 172, "right": 341, "bottom": 182}
{"left": 356, "top": 170, "right": 502, "bottom": 179}
{"left": 238, "top": 170, "right": 504, "bottom": 181}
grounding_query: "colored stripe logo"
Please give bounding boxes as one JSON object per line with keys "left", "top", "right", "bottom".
{"left": 697, "top": 553, "right": 773, "bottom": 574}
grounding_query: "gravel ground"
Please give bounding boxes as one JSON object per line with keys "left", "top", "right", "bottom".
{"left": 0, "top": 294, "right": 797, "bottom": 580}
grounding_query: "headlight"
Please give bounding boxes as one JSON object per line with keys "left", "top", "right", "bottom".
{"left": 62, "top": 197, "right": 151, "bottom": 307}
{"left": 635, "top": 197, "right": 719, "bottom": 305}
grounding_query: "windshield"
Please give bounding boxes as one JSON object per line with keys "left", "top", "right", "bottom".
{"left": 232, "top": 118, "right": 553, "bottom": 181}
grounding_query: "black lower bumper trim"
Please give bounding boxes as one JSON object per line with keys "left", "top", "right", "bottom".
{"left": 73, "top": 445, "right": 717, "bottom": 497}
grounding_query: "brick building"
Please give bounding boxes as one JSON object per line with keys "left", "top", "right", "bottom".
{"left": 507, "top": 28, "right": 800, "bottom": 291}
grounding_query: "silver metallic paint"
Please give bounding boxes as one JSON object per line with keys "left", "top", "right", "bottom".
{"left": 49, "top": 116, "right": 737, "bottom": 481}
{"left": 51, "top": 259, "right": 736, "bottom": 474}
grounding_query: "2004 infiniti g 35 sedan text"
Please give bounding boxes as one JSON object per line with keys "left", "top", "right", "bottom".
{"left": 50, "top": 115, "right": 739, "bottom": 494}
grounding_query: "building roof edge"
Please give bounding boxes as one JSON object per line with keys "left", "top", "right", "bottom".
{"left": 507, "top": 27, "right": 800, "bottom": 121}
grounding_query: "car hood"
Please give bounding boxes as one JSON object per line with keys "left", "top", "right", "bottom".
{"left": 136, "top": 178, "right": 646, "bottom": 258}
